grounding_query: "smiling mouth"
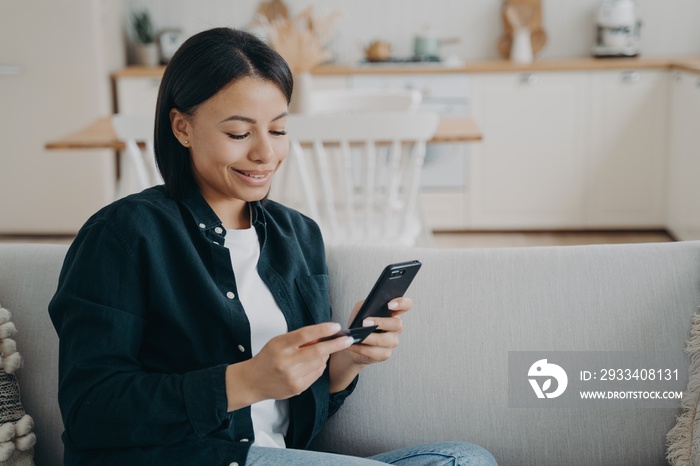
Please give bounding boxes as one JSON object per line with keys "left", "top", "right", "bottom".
{"left": 233, "top": 169, "right": 273, "bottom": 182}
{"left": 240, "top": 172, "right": 266, "bottom": 179}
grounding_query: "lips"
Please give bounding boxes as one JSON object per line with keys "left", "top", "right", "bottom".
{"left": 232, "top": 168, "right": 273, "bottom": 185}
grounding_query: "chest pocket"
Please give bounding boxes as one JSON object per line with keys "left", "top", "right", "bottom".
{"left": 295, "top": 274, "right": 331, "bottom": 324}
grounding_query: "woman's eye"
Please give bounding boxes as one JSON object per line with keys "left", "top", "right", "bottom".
{"left": 227, "top": 133, "right": 249, "bottom": 140}
{"left": 270, "top": 130, "right": 287, "bottom": 136}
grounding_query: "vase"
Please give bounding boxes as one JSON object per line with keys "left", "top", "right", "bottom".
{"left": 289, "top": 71, "right": 313, "bottom": 114}
{"left": 510, "top": 28, "right": 534, "bottom": 64}
{"left": 134, "top": 43, "right": 159, "bottom": 66}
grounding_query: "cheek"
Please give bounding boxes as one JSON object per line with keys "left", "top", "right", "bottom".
{"left": 274, "top": 138, "right": 290, "bottom": 161}
{"left": 190, "top": 143, "right": 231, "bottom": 174}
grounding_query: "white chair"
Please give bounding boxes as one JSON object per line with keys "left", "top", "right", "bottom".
{"left": 111, "top": 114, "right": 161, "bottom": 198}
{"left": 308, "top": 88, "right": 421, "bottom": 114}
{"left": 276, "top": 112, "right": 440, "bottom": 246}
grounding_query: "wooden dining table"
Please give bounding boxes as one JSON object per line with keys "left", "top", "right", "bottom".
{"left": 44, "top": 115, "right": 482, "bottom": 151}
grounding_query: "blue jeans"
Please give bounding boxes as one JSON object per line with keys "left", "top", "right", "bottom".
{"left": 246, "top": 442, "right": 498, "bottom": 465}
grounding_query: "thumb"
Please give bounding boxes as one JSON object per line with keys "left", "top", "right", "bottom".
{"left": 289, "top": 322, "right": 342, "bottom": 347}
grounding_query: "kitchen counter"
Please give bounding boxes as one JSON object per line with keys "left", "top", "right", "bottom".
{"left": 668, "top": 57, "right": 700, "bottom": 74}
{"left": 44, "top": 116, "right": 482, "bottom": 150}
{"left": 112, "top": 56, "right": 700, "bottom": 79}
{"left": 314, "top": 56, "right": 676, "bottom": 75}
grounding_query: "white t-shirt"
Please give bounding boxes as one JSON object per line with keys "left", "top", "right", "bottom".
{"left": 225, "top": 225, "right": 289, "bottom": 448}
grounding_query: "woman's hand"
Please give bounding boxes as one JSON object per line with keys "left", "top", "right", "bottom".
{"left": 345, "top": 296, "right": 413, "bottom": 365}
{"left": 328, "top": 297, "right": 413, "bottom": 392}
{"left": 225, "top": 322, "right": 353, "bottom": 411}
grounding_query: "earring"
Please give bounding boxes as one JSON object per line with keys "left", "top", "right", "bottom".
{"left": 184, "top": 140, "right": 189, "bottom": 146}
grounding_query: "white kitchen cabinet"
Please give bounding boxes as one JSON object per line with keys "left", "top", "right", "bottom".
{"left": 419, "top": 191, "right": 469, "bottom": 229}
{"left": 469, "top": 72, "right": 587, "bottom": 228}
{"left": 115, "top": 76, "right": 162, "bottom": 115}
{"left": 586, "top": 70, "right": 668, "bottom": 227}
{"left": 667, "top": 71, "right": 700, "bottom": 241}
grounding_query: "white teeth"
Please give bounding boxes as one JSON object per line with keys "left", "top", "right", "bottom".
{"left": 238, "top": 171, "right": 267, "bottom": 179}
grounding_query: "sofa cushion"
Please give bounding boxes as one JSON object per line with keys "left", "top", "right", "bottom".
{"left": 667, "top": 313, "right": 700, "bottom": 466}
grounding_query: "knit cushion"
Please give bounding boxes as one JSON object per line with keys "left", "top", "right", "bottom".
{"left": 0, "top": 306, "right": 35, "bottom": 466}
{"left": 667, "top": 313, "right": 700, "bottom": 466}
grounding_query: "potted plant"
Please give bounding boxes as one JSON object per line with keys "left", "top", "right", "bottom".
{"left": 131, "top": 10, "right": 158, "bottom": 66}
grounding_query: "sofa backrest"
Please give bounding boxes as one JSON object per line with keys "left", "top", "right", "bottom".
{"left": 315, "top": 241, "right": 700, "bottom": 466}
{"left": 2, "top": 241, "right": 700, "bottom": 466}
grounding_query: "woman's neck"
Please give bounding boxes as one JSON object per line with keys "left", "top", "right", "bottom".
{"left": 225, "top": 205, "right": 251, "bottom": 230}
{"left": 202, "top": 193, "right": 250, "bottom": 230}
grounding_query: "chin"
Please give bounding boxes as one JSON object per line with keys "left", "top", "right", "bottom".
{"left": 239, "top": 186, "right": 272, "bottom": 203}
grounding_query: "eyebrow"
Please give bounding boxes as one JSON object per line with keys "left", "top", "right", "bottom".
{"left": 220, "top": 111, "right": 288, "bottom": 124}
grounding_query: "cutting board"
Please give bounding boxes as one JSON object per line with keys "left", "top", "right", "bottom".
{"left": 497, "top": 0, "right": 547, "bottom": 59}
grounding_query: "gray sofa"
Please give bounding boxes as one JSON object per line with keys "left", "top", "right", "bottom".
{"left": 1, "top": 241, "right": 699, "bottom": 466}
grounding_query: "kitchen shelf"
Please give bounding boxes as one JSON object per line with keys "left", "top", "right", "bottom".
{"left": 111, "top": 57, "right": 700, "bottom": 79}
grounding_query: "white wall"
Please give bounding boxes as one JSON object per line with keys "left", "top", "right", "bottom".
{"left": 124, "top": 0, "right": 700, "bottom": 63}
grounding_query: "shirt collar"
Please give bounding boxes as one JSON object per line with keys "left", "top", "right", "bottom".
{"left": 251, "top": 200, "right": 266, "bottom": 227}
{"left": 179, "top": 188, "right": 267, "bottom": 231}
{"left": 180, "top": 188, "right": 222, "bottom": 231}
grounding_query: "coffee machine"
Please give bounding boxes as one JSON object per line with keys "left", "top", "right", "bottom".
{"left": 593, "top": 0, "right": 641, "bottom": 57}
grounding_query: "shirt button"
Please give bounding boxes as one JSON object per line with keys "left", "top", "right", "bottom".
{"left": 229, "top": 463, "right": 239, "bottom": 466}
{"left": 213, "top": 241, "right": 219, "bottom": 245}
{"left": 240, "top": 438, "right": 249, "bottom": 443}
{"left": 198, "top": 223, "right": 206, "bottom": 229}
{"left": 238, "top": 344, "right": 245, "bottom": 352}
{"left": 215, "top": 226, "right": 223, "bottom": 234}
{"left": 226, "top": 291, "right": 235, "bottom": 299}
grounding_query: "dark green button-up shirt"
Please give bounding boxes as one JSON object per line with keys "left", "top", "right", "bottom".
{"left": 49, "top": 186, "right": 357, "bottom": 466}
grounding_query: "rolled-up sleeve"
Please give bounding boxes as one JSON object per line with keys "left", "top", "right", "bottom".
{"left": 328, "top": 375, "right": 358, "bottom": 418}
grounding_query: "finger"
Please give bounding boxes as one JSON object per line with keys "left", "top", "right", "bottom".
{"left": 296, "top": 362, "right": 332, "bottom": 393}
{"left": 290, "top": 322, "right": 343, "bottom": 347}
{"left": 312, "top": 335, "right": 355, "bottom": 355}
{"left": 347, "top": 342, "right": 394, "bottom": 364}
{"left": 361, "top": 316, "right": 403, "bottom": 334}
{"left": 387, "top": 297, "right": 413, "bottom": 316}
{"left": 360, "top": 329, "right": 400, "bottom": 349}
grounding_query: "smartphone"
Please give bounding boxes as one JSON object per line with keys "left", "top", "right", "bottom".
{"left": 320, "top": 260, "right": 422, "bottom": 345}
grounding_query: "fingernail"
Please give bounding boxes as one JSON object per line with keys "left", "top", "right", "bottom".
{"left": 344, "top": 337, "right": 355, "bottom": 345}
{"left": 330, "top": 322, "right": 341, "bottom": 332}
{"left": 388, "top": 301, "right": 399, "bottom": 310}
{"left": 363, "top": 319, "right": 375, "bottom": 327}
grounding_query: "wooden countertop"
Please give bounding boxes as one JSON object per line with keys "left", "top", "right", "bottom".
{"left": 112, "top": 56, "right": 700, "bottom": 79}
{"left": 45, "top": 117, "right": 124, "bottom": 150}
{"left": 314, "top": 57, "right": 676, "bottom": 75}
{"left": 668, "top": 58, "right": 700, "bottom": 74}
{"left": 45, "top": 115, "right": 482, "bottom": 151}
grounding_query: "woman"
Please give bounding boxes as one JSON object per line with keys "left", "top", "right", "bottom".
{"left": 49, "top": 28, "right": 496, "bottom": 466}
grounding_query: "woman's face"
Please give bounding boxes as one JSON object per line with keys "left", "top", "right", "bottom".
{"left": 171, "top": 76, "right": 289, "bottom": 210}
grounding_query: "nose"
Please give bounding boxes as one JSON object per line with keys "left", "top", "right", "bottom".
{"left": 250, "top": 133, "right": 275, "bottom": 163}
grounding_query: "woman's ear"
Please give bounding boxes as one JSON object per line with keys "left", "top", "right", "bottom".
{"left": 170, "top": 109, "right": 192, "bottom": 148}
